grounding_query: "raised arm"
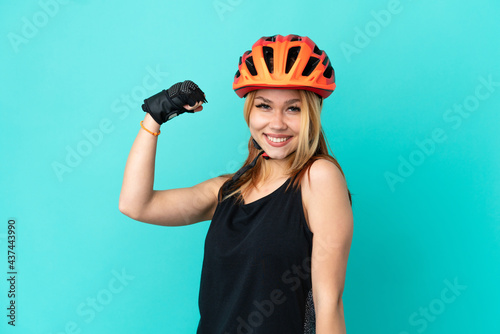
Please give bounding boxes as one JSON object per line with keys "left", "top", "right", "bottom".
{"left": 119, "top": 81, "right": 226, "bottom": 226}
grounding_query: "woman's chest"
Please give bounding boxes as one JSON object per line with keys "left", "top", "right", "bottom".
{"left": 206, "top": 196, "right": 312, "bottom": 264}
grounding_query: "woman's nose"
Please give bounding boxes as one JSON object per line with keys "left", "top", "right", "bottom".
{"left": 269, "top": 111, "right": 287, "bottom": 130}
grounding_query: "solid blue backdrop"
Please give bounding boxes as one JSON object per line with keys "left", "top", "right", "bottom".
{"left": 1, "top": 0, "right": 499, "bottom": 333}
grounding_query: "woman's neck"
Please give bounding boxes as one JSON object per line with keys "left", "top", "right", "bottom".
{"left": 262, "top": 158, "right": 290, "bottom": 181}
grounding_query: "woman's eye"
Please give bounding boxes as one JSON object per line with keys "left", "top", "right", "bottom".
{"left": 288, "top": 106, "right": 301, "bottom": 112}
{"left": 256, "top": 104, "right": 271, "bottom": 110}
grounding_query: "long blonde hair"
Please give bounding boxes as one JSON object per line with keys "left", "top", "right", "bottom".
{"left": 219, "top": 90, "right": 352, "bottom": 205}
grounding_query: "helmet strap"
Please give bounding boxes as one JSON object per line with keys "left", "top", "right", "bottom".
{"left": 230, "top": 138, "right": 269, "bottom": 183}
{"left": 252, "top": 138, "right": 270, "bottom": 160}
{"left": 231, "top": 150, "right": 265, "bottom": 183}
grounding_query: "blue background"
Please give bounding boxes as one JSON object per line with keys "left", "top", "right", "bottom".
{"left": 1, "top": 0, "right": 499, "bottom": 333}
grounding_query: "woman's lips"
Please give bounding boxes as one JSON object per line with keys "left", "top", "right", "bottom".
{"left": 264, "top": 134, "right": 292, "bottom": 147}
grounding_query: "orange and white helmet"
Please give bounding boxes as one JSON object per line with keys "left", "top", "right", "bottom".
{"left": 233, "top": 34, "right": 335, "bottom": 98}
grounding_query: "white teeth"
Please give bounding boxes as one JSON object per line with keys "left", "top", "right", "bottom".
{"left": 266, "top": 135, "right": 290, "bottom": 143}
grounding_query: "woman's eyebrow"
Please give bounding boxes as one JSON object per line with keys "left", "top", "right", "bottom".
{"left": 255, "top": 96, "right": 272, "bottom": 103}
{"left": 255, "top": 96, "right": 301, "bottom": 104}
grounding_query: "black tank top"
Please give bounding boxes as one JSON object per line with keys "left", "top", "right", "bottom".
{"left": 197, "top": 176, "right": 316, "bottom": 334}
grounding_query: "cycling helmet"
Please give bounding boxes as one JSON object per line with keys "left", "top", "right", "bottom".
{"left": 233, "top": 34, "right": 335, "bottom": 98}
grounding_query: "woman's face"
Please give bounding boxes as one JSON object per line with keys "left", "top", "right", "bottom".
{"left": 249, "top": 89, "right": 302, "bottom": 160}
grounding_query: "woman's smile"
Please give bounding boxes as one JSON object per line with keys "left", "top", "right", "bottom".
{"left": 249, "top": 89, "right": 302, "bottom": 160}
{"left": 264, "top": 133, "right": 293, "bottom": 146}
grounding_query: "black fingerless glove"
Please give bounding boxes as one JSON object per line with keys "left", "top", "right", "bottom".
{"left": 142, "top": 80, "right": 208, "bottom": 125}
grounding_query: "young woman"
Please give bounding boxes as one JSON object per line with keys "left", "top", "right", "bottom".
{"left": 119, "top": 34, "right": 353, "bottom": 334}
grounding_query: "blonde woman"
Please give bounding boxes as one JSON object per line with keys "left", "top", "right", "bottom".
{"left": 120, "top": 34, "right": 353, "bottom": 334}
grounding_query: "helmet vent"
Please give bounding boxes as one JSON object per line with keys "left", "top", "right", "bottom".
{"left": 323, "top": 64, "right": 334, "bottom": 79}
{"left": 322, "top": 56, "right": 329, "bottom": 66}
{"left": 285, "top": 46, "right": 301, "bottom": 73}
{"left": 302, "top": 57, "right": 320, "bottom": 76}
{"left": 265, "top": 35, "right": 277, "bottom": 42}
{"left": 263, "top": 46, "right": 274, "bottom": 73}
{"left": 290, "top": 35, "right": 301, "bottom": 41}
{"left": 245, "top": 56, "right": 258, "bottom": 76}
{"left": 313, "top": 45, "right": 322, "bottom": 55}
{"left": 235, "top": 70, "right": 241, "bottom": 78}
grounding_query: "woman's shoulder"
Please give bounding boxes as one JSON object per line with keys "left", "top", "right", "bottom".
{"left": 301, "top": 158, "right": 346, "bottom": 187}
{"left": 300, "top": 158, "right": 352, "bottom": 233}
{"left": 300, "top": 158, "right": 348, "bottom": 203}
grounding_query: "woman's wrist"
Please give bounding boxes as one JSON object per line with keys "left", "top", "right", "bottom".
{"left": 142, "top": 113, "right": 161, "bottom": 134}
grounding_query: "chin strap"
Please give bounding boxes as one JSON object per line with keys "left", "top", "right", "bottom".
{"left": 230, "top": 138, "right": 269, "bottom": 183}
{"left": 252, "top": 138, "right": 270, "bottom": 160}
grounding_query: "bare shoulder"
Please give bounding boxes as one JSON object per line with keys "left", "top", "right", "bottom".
{"left": 301, "top": 159, "right": 347, "bottom": 194}
{"left": 300, "top": 159, "right": 351, "bottom": 233}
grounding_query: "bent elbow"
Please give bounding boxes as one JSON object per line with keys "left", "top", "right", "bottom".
{"left": 119, "top": 201, "right": 131, "bottom": 217}
{"left": 119, "top": 200, "right": 141, "bottom": 221}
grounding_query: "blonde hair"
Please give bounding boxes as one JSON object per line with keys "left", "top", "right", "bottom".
{"left": 219, "top": 90, "right": 352, "bottom": 205}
